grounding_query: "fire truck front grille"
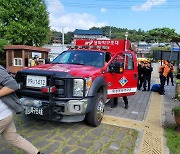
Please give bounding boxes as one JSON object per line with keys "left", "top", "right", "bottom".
{"left": 16, "top": 73, "right": 77, "bottom": 100}
{"left": 55, "top": 79, "right": 66, "bottom": 97}
{"left": 54, "top": 78, "right": 74, "bottom": 99}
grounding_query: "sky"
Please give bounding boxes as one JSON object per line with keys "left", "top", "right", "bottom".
{"left": 45, "top": 0, "right": 180, "bottom": 34}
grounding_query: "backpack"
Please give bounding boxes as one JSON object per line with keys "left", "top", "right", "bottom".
{"left": 151, "top": 84, "right": 160, "bottom": 92}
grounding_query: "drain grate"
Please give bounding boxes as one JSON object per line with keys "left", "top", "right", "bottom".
{"left": 140, "top": 131, "right": 162, "bottom": 154}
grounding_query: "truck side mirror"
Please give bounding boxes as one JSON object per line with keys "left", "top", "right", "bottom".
{"left": 109, "top": 62, "right": 124, "bottom": 73}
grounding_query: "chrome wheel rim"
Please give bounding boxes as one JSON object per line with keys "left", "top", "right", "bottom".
{"left": 96, "top": 99, "right": 104, "bottom": 121}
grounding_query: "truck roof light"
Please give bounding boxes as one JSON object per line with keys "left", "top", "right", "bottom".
{"left": 84, "top": 46, "right": 89, "bottom": 49}
{"left": 41, "top": 86, "right": 56, "bottom": 93}
{"left": 68, "top": 45, "right": 75, "bottom": 49}
{"left": 97, "top": 46, "right": 101, "bottom": 50}
{"left": 101, "top": 46, "right": 109, "bottom": 50}
{"left": 78, "top": 46, "right": 83, "bottom": 49}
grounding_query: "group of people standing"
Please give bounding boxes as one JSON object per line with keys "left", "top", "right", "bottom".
{"left": 137, "top": 61, "right": 153, "bottom": 91}
{"left": 138, "top": 60, "right": 174, "bottom": 95}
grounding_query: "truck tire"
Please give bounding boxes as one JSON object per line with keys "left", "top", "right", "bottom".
{"left": 85, "top": 93, "right": 105, "bottom": 127}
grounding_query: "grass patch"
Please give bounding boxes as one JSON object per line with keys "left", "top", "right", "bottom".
{"left": 165, "top": 125, "right": 180, "bottom": 154}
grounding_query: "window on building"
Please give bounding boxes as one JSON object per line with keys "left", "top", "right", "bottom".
{"left": 14, "top": 58, "right": 23, "bottom": 66}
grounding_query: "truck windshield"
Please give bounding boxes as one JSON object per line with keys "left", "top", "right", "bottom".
{"left": 52, "top": 50, "right": 105, "bottom": 68}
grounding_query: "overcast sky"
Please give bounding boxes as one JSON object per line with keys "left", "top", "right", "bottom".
{"left": 45, "top": 0, "right": 180, "bottom": 33}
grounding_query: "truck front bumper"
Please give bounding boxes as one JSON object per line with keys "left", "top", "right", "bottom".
{"left": 20, "top": 97, "right": 89, "bottom": 122}
{"left": 56, "top": 99, "right": 89, "bottom": 115}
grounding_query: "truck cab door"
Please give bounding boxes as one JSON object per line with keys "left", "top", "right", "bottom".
{"left": 106, "top": 52, "right": 138, "bottom": 98}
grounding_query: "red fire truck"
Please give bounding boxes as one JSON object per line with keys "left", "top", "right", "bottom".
{"left": 15, "top": 39, "right": 138, "bottom": 127}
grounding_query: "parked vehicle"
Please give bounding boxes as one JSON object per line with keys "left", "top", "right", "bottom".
{"left": 15, "top": 39, "right": 138, "bottom": 127}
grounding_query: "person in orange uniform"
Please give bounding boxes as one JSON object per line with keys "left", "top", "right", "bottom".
{"left": 158, "top": 60, "right": 171, "bottom": 95}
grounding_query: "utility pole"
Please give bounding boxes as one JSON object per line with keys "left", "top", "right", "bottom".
{"left": 109, "top": 26, "right": 111, "bottom": 39}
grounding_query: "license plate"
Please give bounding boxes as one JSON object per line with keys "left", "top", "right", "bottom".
{"left": 25, "top": 107, "right": 43, "bottom": 115}
{"left": 26, "top": 75, "right": 47, "bottom": 88}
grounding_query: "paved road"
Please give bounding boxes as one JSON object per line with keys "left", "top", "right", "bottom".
{"left": 105, "top": 90, "right": 151, "bottom": 121}
{"left": 0, "top": 114, "right": 137, "bottom": 154}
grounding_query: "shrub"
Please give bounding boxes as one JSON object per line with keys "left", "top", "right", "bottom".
{"left": 172, "top": 106, "right": 180, "bottom": 116}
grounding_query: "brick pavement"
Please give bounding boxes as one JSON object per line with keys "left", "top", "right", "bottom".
{"left": 163, "top": 84, "right": 180, "bottom": 126}
{"left": 104, "top": 90, "right": 151, "bottom": 121}
{"left": 0, "top": 115, "right": 138, "bottom": 154}
{"left": 0, "top": 88, "right": 149, "bottom": 154}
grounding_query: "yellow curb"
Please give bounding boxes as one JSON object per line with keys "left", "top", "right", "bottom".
{"left": 102, "top": 92, "right": 164, "bottom": 154}
{"left": 139, "top": 92, "right": 163, "bottom": 154}
{"left": 103, "top": 115, "right": 143, "bottom": 130}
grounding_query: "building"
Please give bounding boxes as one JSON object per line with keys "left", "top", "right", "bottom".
{"left": 4, "top": 45, "right": 50, "bottom": 74}
{"left": 136, "top": 42, "right": 151, "bottom": 58}
{"left": 73, "top": 29, "right": 104, "bottom": 40}
{"left": 43, "top": 44, "right": 69, "bottom": 60}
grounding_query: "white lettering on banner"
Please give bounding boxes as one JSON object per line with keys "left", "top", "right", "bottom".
{"left": 107, "top": 88, "right": 137, "bottom": 95}
{"left": 84, "top": 40, "right": 119, "bottom": 46}
{"left": 98, "top": 41, "right": 102, "bottom": 45}
{"left": 102, "top": 41, "right": 106, "bottom": 45}
{"left": 115, "top": 41, "right": 119, "bottom": 45}
{"left": 111, "top": 41, "right": 114, "bottom": 45}
{"left": 94, "top": 41, "right": 97, "bottom": 45}
{"left": 85, "top": 40, "right": 93, "bottom": 46}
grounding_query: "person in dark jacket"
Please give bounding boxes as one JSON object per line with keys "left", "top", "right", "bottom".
{"left": 167, "top": 62, "right": 174, "bottom": 86}
{"left": 142, "top": 62, "right": 153, "bottom": 91}
{"left": 0, "top": 65, "right": 42, "bottom": 154}
{"left": 137, "top": 61, "right": 144, "bottom": 90}
{"left": 111, "top": 96, "right": 129, "bottom": 109}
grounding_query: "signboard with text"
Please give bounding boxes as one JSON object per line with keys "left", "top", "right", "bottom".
{"left": 75, "top": 39, "right": 131, "bottom": 55}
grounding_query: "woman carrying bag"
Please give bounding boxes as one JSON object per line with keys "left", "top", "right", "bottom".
{"left": 0, "top": 65, "right": 42, "bottom": 154}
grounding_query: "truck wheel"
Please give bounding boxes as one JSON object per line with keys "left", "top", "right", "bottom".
{"left": 86, "top": 93, "right": 105, "bottom": 127}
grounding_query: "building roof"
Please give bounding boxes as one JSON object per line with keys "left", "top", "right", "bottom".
{"left": 4, "top": 45, "right": 50, "bottom": 52}
{"left": 73, "top": 29, "right": 104, "bottom": 35}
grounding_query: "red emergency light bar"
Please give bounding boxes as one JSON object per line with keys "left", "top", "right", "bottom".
{"left": 74, "top": 39, "right": 131, "bottom": 54}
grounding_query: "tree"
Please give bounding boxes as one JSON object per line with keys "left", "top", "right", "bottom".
{"left": 64, "top": 32, "right": 73, "bottom": 44}
{"left": 145, "top": 28, "right": 177, "bottom": 43}
{"left": 0, "top": 39, "right": 10, "bottom": 66}
{"left": 171, "top": 34, "right": 180, "bottom": 47}
{"left": 0, "top": 0, "right": 50, "bottom": 46}
{"left": 90, "top": 26, "right": 147, "bottom": 42}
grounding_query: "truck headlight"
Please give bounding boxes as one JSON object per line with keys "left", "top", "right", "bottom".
{"left": 73, "top": 79, "right": 84, "bottom": 97}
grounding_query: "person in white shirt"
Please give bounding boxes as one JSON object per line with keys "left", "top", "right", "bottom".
{"left": 0, "top": 65, "right": 42, "bottom": 154}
